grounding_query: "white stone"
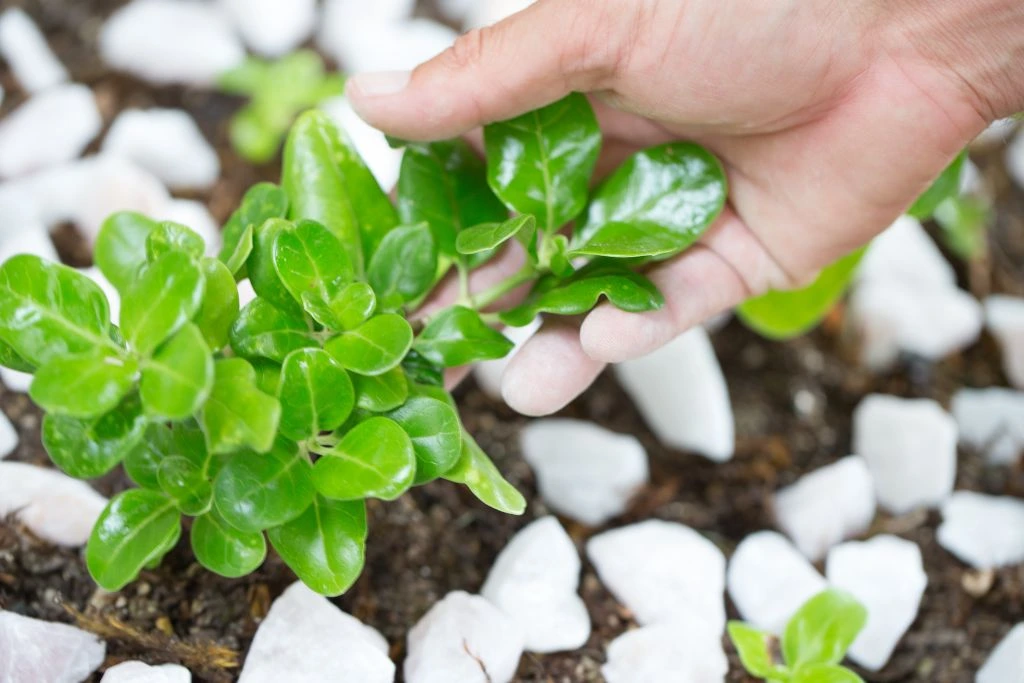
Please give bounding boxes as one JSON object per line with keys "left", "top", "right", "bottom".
{"left": 103, "top": 109, "right": 219, "bottom": 191}
{"left": 0, "top": 611, "right": 106, "bottom": 683}
{"left": 100, "top": 0, "right": 245, "bottom": 86}
{"left": 436, "top": 0, "right": 475, "bottom": 22}
{"left": 959, "top": 158, "right": 983, "bottom": 196}
{"left": 320, "top": 18, "right": 457, "bottom": 74}
{"left": 322, "top": 0, "right": 415, "bottom": 25}
{"left": 615, "top": 326, "right": 734, "bottom": 461}
{"left": 973, "top": 117, "right": 1019, "bottom": 149}
{"left": 101, "top": 661, "right": 191, "bottom": 683}
{"left": 158, "top": 199, "right": 221, "bottom": 256}
{"left": 74, "top": 156, "right": 170, "bottom": 245}
{"left": 602, "top": 618, "right": 728, "bottom": 683}
{"left": 0, "top": 462, "right": 108, "bottom": 546}
{"left": 238, "top": 279, "right": 257, "bottom": 308}
{"left": 0, "top": 369, "right": 32, "bottom": 393}
{"left": 852, "top": 395, "right": 957, "bottom": 514}
{"left": 587, "top": 520, "right": 726, "bottom": 632}
{"left": 985, "top": 295, "right": 1024, "bottom": 389}
{"left": 727, "top": 531, "right": 827, "bottom": 635}
{"left": 239, "top": 582, "right": 393, "bottom": 683}
{"left": 0, "top": 9, "right": 68, "bottom": 92}
{"left": 465, "top": 0, "right": 537, "bottom": 29}
{"left": 520, "top": 419, "right": 648, "bottom": 526}
{"left": 405, "top": 591, "right": 524, "bottom": 683}
{"left": 481, "top": 516, "right": 589, "bottom": 653}
{"left": 0, "top": 412, "right": 15, "bottom": 459}
{"left": 0, "top": 222, "right": 58, "bottom": 264}
{"left": 978, "top": 623, "right": 1024, "bottom": 683}
{"left": 826, "top": 536, "right": 927, "bottom": 671}
{"left": 773, "top": 456, "right": 876, "bottom": 561}
{"left": 79, "top": 266, "right": 121, "bottom": 322}
{"left": 951, "top": 388, "right": 1024, "bottom": 464}
{"left": 0, "top": 160, "right": 91, "bottom": 230}
{"left": 220, "top": 0, "right": 316, "bottom": 57}
{"left": 937, "top": 491, "right": 1024, "bottom": 569}
{"left": 474, "top": 319, "right": 541, "bottom": 401}
{"left": 1008, "top": 129, "right": 1024, "bottom": 190}
{"left": 0, "top": 85, "right": 101, "bottom": 179}
{"left": 320, "top": 96, "right": 403, "bottom": 192}
{"left": 857, "top": 216, "right": 955, "bottom": 289}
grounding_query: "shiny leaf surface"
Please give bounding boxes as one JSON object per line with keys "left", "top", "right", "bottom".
{"left": 30, "top": 349, "right": 137, "bottom": 418}
{"left": 191, "top": 508, "right": 267, "bottom": 578}
{"left": 229, "top": 297, "right": 317, "bottom": 362}
{"left": 312, "top": 417, "right": 415, "bottom": 501}
{"left": 277, "top": 348, "right": 355, "bottom": 442}
{"left": 367, "top": 223, "right": 437, "bottom": 303}
{"left": 140, "top": 323, "right": 214, "bottom": 420}
{"left": 121, "top": 251, "right": 205, "bottom": 356}
{"left": 95, "top": 211, "right": 161, "bottom": 292}
{"left": 387, "top": 397, "right": 462, "bottom": 484}
{"left": 42, "top": 395, "right": 146, "bottom": 479}
{"left": 414, "top": 306, "right": 513, "bottom": 366}
{"left": 200, "top": 358, "right": 282, "bottom": 455}
{"left": 444, "top": 430, "right": 526, "bottom": 515}
{"left": 325, "top": 314, "right": 413, "bottom": 375}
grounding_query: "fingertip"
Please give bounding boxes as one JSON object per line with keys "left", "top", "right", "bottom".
{"left": 579, "top": 304, "right": 676, "bottom": 363}
{"left": 500, "top": 324, "right": 604, "bottom": 416}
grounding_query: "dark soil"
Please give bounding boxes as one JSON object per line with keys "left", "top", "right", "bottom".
{"left": 2, "top": 1, "right": 1024, "bottom": 681}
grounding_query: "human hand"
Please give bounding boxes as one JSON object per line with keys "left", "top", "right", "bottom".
{"left": 347, "top": 0, "right": 1024, "bottom": 416}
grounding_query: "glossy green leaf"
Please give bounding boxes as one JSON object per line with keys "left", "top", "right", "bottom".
{"left": 388, "top": 397, "right": 462, "bottom": 484}
{"left": 124, "top": 424, "right": 174, "bottom": 489}
{"left": 146, "top": 222, "right": 205, "bottom": 261}
{"left": 143, "top": 520, "right": 181, "bottom": 571}
{"left": 353, "top": 366, "right": 408, "bottom": 412}
{"left": 791, "top": 665, "right": 864, "bottom": 683}
{"left": 0, "top": 339, "right": 33, "bottom": 372}
{"left": 367, "top": 223, "right": 437, "bottom": 303}
{"left": 30, "top": 349, "right": 138, "bottom": 419}
{"left": 86, "top": 489, "right": 181, "bottom": 591}
{"left": 248, "top": 217, "right": 305, "bottom": 317}
{"left": 327, "top": 281, "right": 377, "bottom": 331}
{"left": 278, "top": 348, "right": 355, "bottom": 442}
{"left": 267, "top": 496, "right": 366, "bottom": 596}
{"left": 782, "top": 589, "right": 868, "bottom": 669}
{"left": 313, "top": 417, "right": 415, "bottom": 501}
{"left": 456, "top": 215, "right": 535, "bottom": 255}
{"left": 402, "top": 350, "right": 444, "bottom": 388}
{"left": 252, "top": 359, "right": 283, "bottom": 396}
{"left": 191, "top": 508, "right": 267, "bottom": 578}
{"left": 908, "top": 151, "right": 966, "bottom": 220}
{"left": 219, "top": 223, "right": 254, "bottom": 277}
{"left": 229, "top": 106, "right": 280, "bottom": 164}
{"left": 274, "top": 219, "right": 354, "bottom": 298}
{"left": 484, "top": 93, "right": 600, "bottom": 230}
{"left": 727, "top": 622, "right": 778, "bottom": 678}
{"left": 444, "top": 430, "right": 526, "bottom": 515}
{"left": 935, "top": 194, "right": 991, "bottom": 260}
{"left": 200, "top": 358, "right": 282, "bottom": 455}
{"left": 213, "top": 438, "right": 315, "bottom": 533}
{"left": 737, "top": 248, "right": 865, "bottom": 340}
{"left": 230, "top": 297, "right": 317, "bottom": 362}
{"left": 325, "top": 314, "right": 413, "bottom": 375}
{"left": 140, "top": 323, "right": 214, "bottom": 420}
{"left": 158, "top": 455, "right": 213, "bottom": 516}
{"left": 194, "top": 258, "right": 239, "bottom": 350}
{"left": 414, "top": 306, "right": 513, "bottom": 366}
{"left": 220, "top": 183, "right": 289, "bottom": 274}
{"left": 95, "top": 211, "right": 161, "bottom": 292}
{"left": 0, "top": 254, "right": 115, "bottom": 367}
{"left": 574, "top": 142, "right": 728, "bottom": 256}
{"left": 121, "top": 251, "right": 205, "bottom": 356}
{"left": 42, "top": 395, "right": 146, "bottom": 479}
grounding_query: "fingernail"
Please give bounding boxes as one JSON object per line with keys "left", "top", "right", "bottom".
{"left": 348, "top": 70, "right": 411, "bottom": 97}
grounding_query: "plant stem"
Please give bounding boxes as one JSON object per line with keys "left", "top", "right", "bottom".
{"left": 472, "top": 265, "right": 537, "bottom": 310}
{"left": 456, "top": 262, "right": 473, "bottom": 308}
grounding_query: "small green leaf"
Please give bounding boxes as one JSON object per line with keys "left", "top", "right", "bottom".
{"left": 213, "top": 437, "right": 315, "bottom": 533}
{"left": 219, "top": 223, "right": 254, "bottom": 277}
{"left": 140, "top": 324, "right": 214, "bottom": 420}
{"left": 230, "top": 106, "right": 281, "bottom": 164}
{"left": 570, "top": 222, "right": 686, "bottom": 259}
{"left": 783, "top": 589, "right": 868, "bottom": 669}
{"left": 313, "top": 417, "right": 415, "bottom": 501}
{"left": 252, "top": 359, "right": 283, "bottom": 396}
{"left": 220, "top": 183, "right": 289, "bottom": 274}
{"left": 728, "top": 622, "right": 778, "bottom": 678}
{"left": 0, "top": 339, "right": 33, "bottom": 372}
{"left": 230, "top": 297, "right": 317, "bottom": 362}
{"left": 273, "top": 219, "right": 354, "bottom": 312}
{"left": 935, "top": 194, "right": 991, "bottom": 261}
{"left": 367, "top": 223, "right": 437, "bottom": 303}
{"left": 200, "top": 358, "right": 282, "bottom": 455}
{"left": 194, "top": 258, "right": 240, "bottom": 350}
{"left": 327, "top": 281, "right": 376, "bottom": 331}
{"left": 388, "top": 397, "right": 462, "bottom": 484}
{"left": 95, "top": 212, "right": 161, "bottom": 292}
{"left": 86, "top": 489, "right": 181, "bottom": 591}
{"left": 908, "top": 151, "right": 966, "bottom": 221}
{"left": 414, "top": 306, "right": 513, "bottom": 367}
{"left": 248, "top": 218, "right": 306, "bottom": 317}
{"left": 484, "top": 93, "right": 600, "bottom": 230}
{"left": 278, "top": 348, "right": 355, "bottom": 442}
{"left": 444, "top": 430, "right": 526, "bottom": 515}
{"left": 158, "top": 455, "right": 213, "bottom": 515}
{"left": 146, "top": 222, "right": 205, "bottom": 261}
{"left": 121, "top": 251, "right": 205, "bottom": 356}
{"left": 267, "top": 496, "right": 366, "bottom": 596}
{"left": 402, "top": 350, "right": 444, "bottom": 388}
{"left": 456, "top": 215, "right": 535, "bottom": 255}
{"left": 325, "top": 314, "right": 413, "bottom": 375}
{"left": 353, "top": 366, "right": 408, "bottom": 412}
{"left": 30, "top": 349, "right": 137, "bottom": 418}
{"left": 791, "top": 665, "right": 864, "bottom": 683}
{"left": 143, "top": 521, "right": 181, "bottom": 571}
{"left": 191, "top": 508, "right": 267, "bottom": 578}
{"left": 42, "top": 396, "right": 146, "bottom": 478}
{"left": 124, "top": 424, "right": 174, "bottom": 490}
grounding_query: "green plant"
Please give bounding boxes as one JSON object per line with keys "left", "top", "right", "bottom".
{"left": 728, "top": 589, "right": 868, "bottom": 683}
{"left": 0, "top": 94, "right": 727, "bottom": 595}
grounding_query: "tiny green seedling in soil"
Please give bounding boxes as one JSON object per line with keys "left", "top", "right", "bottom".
{"left": 0, "top": 93, "right": 728, "bottom": 595}
{"left": 728, "top": 588, "right": 868, "bottom": 683}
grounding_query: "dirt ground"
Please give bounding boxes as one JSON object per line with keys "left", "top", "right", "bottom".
{"left": 1, "top": 1, "right": 1023, "bottom": 681}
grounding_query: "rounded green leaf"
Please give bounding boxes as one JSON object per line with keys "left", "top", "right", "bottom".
{"left": 248, "top": 218, "right": 305, "bottom": 317}
{"left": 267, "top": 496, "right": 366, "bottom": 597}
{"left": 125, "top": 424, "right": 174, "bottom": 489}
{"left": 140, "top": 324, "right": 214, "bottom": 420}
{"left": 444, "top": 430, "right": 526, "bottom": 515}
{"left": 909, "top": 151, "right": 966, "bottom": 221}
{"left": 30, "top": 349, "right": 138, "bottom": 418}
{"left": 456, "top": 215, "right": 535, "bottom": 255}
{"left": 353, "top": 366, "right": 408, "bottom": 412}
{"left": 42, "top": 396, "right": 146, "bottom": 479}
{"left": 158, "top": 455, "right": 213, "bottom": 516}
{"left": 387, "top": 397, "right": 462, "bottom": 484}
{"left": 194, "top": 258, "right": 240, "bottom": 350}
{"left": 252, "top": 359, "right": 283, "bottom": 396}
{"left": 783, "top": 589, "right": 868, "bottom": 669}
{"left": 86, "top": 489, "right": 181, "bottom": 591}
{"left": 220, "top": 183, "right": 289, "bottom": 276}
{"left": 121, "top": 251, "right": 205, "bottom": 356}
{"left": 191, "top": 508, "right": 267, "bottom": 578}
{"left": 727, "top": 622, "right": 777, "bottom": 678}
{"left": 273, "top": 219, "right": 354, "bottom": 307}
{"left": 213, "top": 437, "right": 315, "bottom": 533}
{"left": 278, "top": 348, "right": 355, "bottom": 441}
{"left": 219, "top": 223, "right": 254, "bottom": 277}
{"left": 200, "top": 358, "right": 282, "bottom": 455}
{"left": 230, "top": 106, "right": 281, "bottom": 164}
{"left": 325, "top": 313, "right": 413, "bottom": 376}
{"left": 367, "top": 223, "right": 437, "bottom": 303}
{"left": 95, "top": 211, "right": 161, "bottom": 293}
{"left": 328, "top": 281, "right": 376, "bottom": 331}
{"left": 230, "top": 297, "right": 317, "bottom": 362}
{"left": 413, "top": 306, "right": 513, "bottom": 367}
{"left": 791, "top": 664, "right": 865, "bottom": 683}
{"left": 146, "top": 222, "right": 205, "bottom": 261}
{"left": 312, "top": 417, "right": 415, "bottom": 501}
{"left": 0, "top": 339, "right": 34, "bottom": 372}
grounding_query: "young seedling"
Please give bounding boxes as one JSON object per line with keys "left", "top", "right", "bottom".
{"left": 728, "top": 588, "right": 868, "bottom": 683}
{"left": 0, "top": 93, "right": 728, "bottom": 595}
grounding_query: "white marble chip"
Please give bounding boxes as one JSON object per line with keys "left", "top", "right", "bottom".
{"left": 951, "top": 387, "right": 1024, "bottom": 464}
{"left": 0, "top": 411, "right": 18, "bottom": 460}
{"left": 978, "top": 623, "right": 1024, "bottom": 683}
{"left": 985, "top": 295, "right": 1024, "bottom": 390}
{"left": 937, "top": 491, "right": 1024, "bottom": 569}
{"left": 0, "top": 611, "right": 105, "bottom": 683}
{"left": 319, "top": 17, "right": 456, "bottom": 74}
{"left": 857, "top": 216, "right": 956, "bottom": 289}
{"left": 0, "top": 462, "right": 108, "bottom": 546}
{"left": 0, "top": 84, "right": 101, "bottom": 179}
{"left": 602, "top": 618, "right": 728, "bottom": 683}
{"left": 220, "top": 0, "right": 316, "bottom": 57}
{"left": 465, "top": 0, "right": 538, "bottom": 29}
{"left": 1008, "top": 129, "right": 1024, "bottom": 191}
{"left": 0, "top": 8, "right": 68, "bottom": 92}
{"left": 101, "top": 661, "right": 191, "bottom": 683}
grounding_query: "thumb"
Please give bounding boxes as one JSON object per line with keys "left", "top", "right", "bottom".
{"left": 346, "top": 0, "right": 622, "bottom": 140}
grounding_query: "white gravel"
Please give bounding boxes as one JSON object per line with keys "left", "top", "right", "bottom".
{"left": 0, "top": 8, "right": 68, "bottom": 92}
{"left": 938, "top": 491, "right": 1024, "bottom": 569}
{"left": 0, "top": 611, "right": 105, "bottom": 683}
{"left": 0, "top": 84, "right": 101, "bottom": 179}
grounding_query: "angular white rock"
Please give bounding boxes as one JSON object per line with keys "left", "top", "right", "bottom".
{"left": 320, "top": 18, "right": 456, "bottom": 74}
{"left": 727, "top": 531, "right": 827, "bottom": 635}
{"left": 100, "top": 0, "right": 245, "bottom": 86}
{"left": 238, "top": 279, "right": 257, "bottom": 308}
{"left": 0, "top": 159, "right": 93, "bottom": 230}
{"left": 474, "top": 318, "right": 541, "bottom": 401}
{"left": 951, "top": 388, "right": 1024, "bottom": 464}
{"left": 937, "top": 491, "right": 1024, "bottom": 569}
{"left": 0, "top": 84, "right": 101, "bottom": 179}
{"left": 101, "top": 661, "right": 191, "bottom": 683}
{"left": 826, "top": 535, "right": 927, "bottom": 671}
{"left": 1008, "top": 129, "right": 1024, "bottom": 190}
{"left": 481, "top": 516, "right": 589, "bottom": 653}
{"left": 520, "top": 419, "right": 648, "bottom": 526}
{"left": 0, "top": 462, "right": 108, "bottom": 546}
{"left": 159, "top": 199, "right": 221, "bottom": 256}
{"left": 0, "top": 411, "right": 16, "bottom": 459}
{"left": 405, "top": 591, "right": 524, "bottom": 683}
{"left": 0, "top": 9, "right": 68, "bottom": 92}
{"left": 587, "top": 520, "right": 726, "bottom": 632}
{"left": 985, "top": 295, "right": 1024, "bottom": 389}
{"left": 978, "top": 623, "right": 1024, "bottom": 683}
{"left": 239, "top": 582, "right": 393, "bottom": 683}
{"left": 74, "top": 155, "right": 170, "bottom": 244}
{"left": 0, "top": 222, "right": 58, "bottom": 264}
{"left": 319, "top": 97, "right": 403, "bottom": 192}
{"left": 857, "top": 215, "right": 955, "bottom": 288}
{"left": 973, "top": 117, "right": 1019, "bottom": 150}
{"left": 102, "top": 109, "right": 219, "bottom": 191}
{"left": 602, "top": 618, "right": 728, "bottom": 683}
{"left": 465, "top": 0, "right": 537, "bottom": 28}
{"left": 852, "top": 395, "right": 958, "bottom": 514}
{"left": 322, "top": 0, "right": 415, "bottom": 25}
{"left": 220, "top": 0, "right": 316, "bottom": 57}
{"left": 0, "top": 611, "right": 106, "bottom": 683}
{"left": 615, "top": 326, "right": 734, "bottom": 461}
{"left": 0, "top": 369, "right": 32, "bottom": 393}
{"left": 773, "top": 456, "right": 876, "bottom": 561}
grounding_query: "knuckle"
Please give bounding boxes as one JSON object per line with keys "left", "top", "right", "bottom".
{"left": 441, "top": 28, "right": 492, "bottom": 71}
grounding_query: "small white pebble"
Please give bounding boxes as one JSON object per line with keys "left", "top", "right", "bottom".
{"left": 951, "top": 388, "right": 1024, "bottom": 464}
{"left": 856, "top": 215, "right": 956, "bottom": 289}
{"left": 0, "top": 611, "right": 106, "bottom": 683}
{"left": 73, "top": 155, "right": 170, "bottom": 245}
{"left": 159, "top": 199, "right": 221, "bottom": 256}
{"left": 985, "top": 295, "right": 1024, "bottom": 389}
{"left": 0, "top": 84, "right": 101, "bottom": 179}
{"left": 0, "top": 411, "right": 17, "bottom": 459}
{"left": 0, "top": 462, "right": 108, "bottom": 546}
{"left": 320, "top": 18, "right": 456, "bottom": 74}
{"left": 938, "top": 491, "right": 1024, "bottom": 569}
{"left": 0, "top": 368, "right": 32, "bottom": 393}
{"left": 977, "top": 623, "right": 1024, "bottom": 683}
{"left": 101, "top": 661, "right": 191, "bottom": 683}
{"left": 0, "top": 221, "right": 58, "bottom": 264}
{"left": 973, "top": 117, "right": 1019, "bottom": 150}
{"left": 602, "top": 618, "right": 728, "bottom": 683}
{"left": 1007, "top": 129, "right": 1024, "bottom": 190}
{"left": 464, "top": 0, "right": 537, "bottom": 28}
{"left": 219, "top": 0, "right": 316, "bottom": 57}
{"left": 0, "top": 8, "right": 68, "bottom": 92}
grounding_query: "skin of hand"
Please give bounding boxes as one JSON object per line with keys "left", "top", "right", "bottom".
{"left": 347, "top": 0, "right": 1024, "bottom": 416}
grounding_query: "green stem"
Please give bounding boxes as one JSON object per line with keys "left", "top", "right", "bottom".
{"left": 472, "top": 265, "right": 537, "bottom": 310}
{"left": 456, "top": 262, "right": 473, "bottom": 308}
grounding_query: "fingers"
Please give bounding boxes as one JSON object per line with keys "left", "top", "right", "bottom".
{"left": 346, "top": 0, "right": 623, "bottom": 140}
